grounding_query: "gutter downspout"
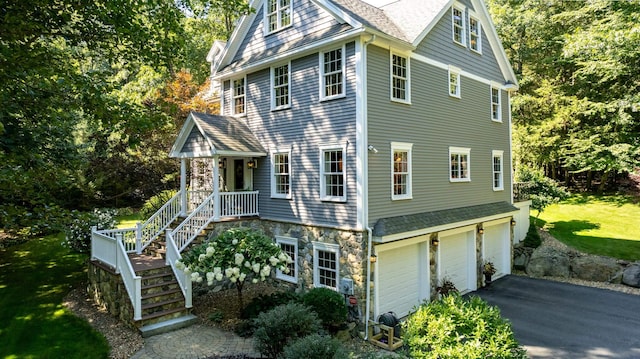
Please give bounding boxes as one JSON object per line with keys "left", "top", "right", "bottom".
{"left": 362, "top": 33, "right": 376, "bottom": 341}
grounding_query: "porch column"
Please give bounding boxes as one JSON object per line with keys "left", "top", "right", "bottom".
{"left": 213, "top": 156, "right": 221, "bottom": 221}
{"left": 180, "top": 158, "right": 188, "bottom": 216}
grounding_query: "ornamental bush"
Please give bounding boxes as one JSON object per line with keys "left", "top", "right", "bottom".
{"left": 253, "top": 303, "right": 323, "bottom": 359}
{"left": 302, "top": 287, "right": 347, "bottom": 331}
{"left": 403, "top": 294, "right": 527, "bottom": 359}
{"left": 523, "top": 220, "right": 542, "bottom": 248}
{"left": 63, "top": 208, "right": 117, "bottom": 253}
{"left": 282, "top": 333, "right": 347, "bottom": 359}
{"left": 241, "top": 291, "right": 301, "bottom": 320}
{"left": 177, "top": 228, "right": 292, "bottom": 307}
{"left": 139, "top": 190, "right": 177, "bottom": 219}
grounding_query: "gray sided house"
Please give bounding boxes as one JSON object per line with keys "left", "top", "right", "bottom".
{"left": 89, "top": 0, "right": 530, "bottom": 335}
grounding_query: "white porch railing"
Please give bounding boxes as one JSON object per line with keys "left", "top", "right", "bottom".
{"left": 137, "top": 191, "right": 182, "bottom": 252}
{"left": 165, "top": 230, "right": 192, "bottom": 309}
{"left": 170, "top": 193, "right": 216, "bottom": 252}
{"left": 220, "top": 191, "right": 259, "bottom": 217}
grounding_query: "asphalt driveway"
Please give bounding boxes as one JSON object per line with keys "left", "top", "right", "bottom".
{"left": 472, "top": 275, "right": 640, "bottom": 359}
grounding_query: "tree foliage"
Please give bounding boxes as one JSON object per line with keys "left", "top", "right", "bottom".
{"left": 488, "top": 0, "right": 640, "bottom": 192}
{"left": 516, "top": 166, "right": 569, "bottom": 218}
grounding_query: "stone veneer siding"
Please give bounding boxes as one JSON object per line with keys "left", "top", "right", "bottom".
{"left": 87, "top": 260, "right": 137, "bottom": 330}
{"left": 202, "top": 219, "right": 368, "bottom": 305}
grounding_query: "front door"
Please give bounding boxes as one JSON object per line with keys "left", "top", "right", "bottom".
{"left": 234, "top": 159, "right": 244, "bottom": 191}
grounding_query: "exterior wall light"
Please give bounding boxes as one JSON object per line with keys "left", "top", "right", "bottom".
{"left": 370, "top": 254, "right": 377, "bottom": 263}
{"left": 511, "top": 218, "right": 516, "bottom": 226}
{"left": 478, "top": 226, "right": 484, "bottom": 235}
{"left": 431, "top": 238, "right": 440, "bottom": 246}
{"left": 218, "top": 158, "right": 226, "bottom": 169}
{"left": 247, "top": 159, "right": 257, "bottom": 169}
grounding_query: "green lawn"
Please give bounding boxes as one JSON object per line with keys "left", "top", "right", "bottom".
{"left": 537, "top": 194, "right": 640, "bottom": 261}
{"left": 0, "top": 233, "right": 109, "bottom": 359}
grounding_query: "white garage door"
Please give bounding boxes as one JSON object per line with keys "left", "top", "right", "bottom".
{"left": 440, "top": 231, "right": 475, "bottom": 293}
{"left": 377, "top": 242, "right": 429, "bottom": 318}
{"left": 484, "top": 222, "right": 511, "bottom": 277}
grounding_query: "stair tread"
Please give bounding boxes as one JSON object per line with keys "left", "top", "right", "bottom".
{"left": 142, "top": 298, "right": 185, "bottom": 310}
{"left": 142, "top": 288, "right": 182, "bottom": 299}
{"left": 141, "top": 307, "right": 188, "bottom": 322}
{"left": 142, "top": 279, "right": 179, "bottom": 290}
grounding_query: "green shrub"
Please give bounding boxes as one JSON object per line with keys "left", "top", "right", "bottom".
{"left": 302, "top": 287, "right": 347, "bottom": 331}
{"left": 523, "top": 220, "right": 542, "bottom": 248}
{"left": 282, "top": 333, "right": 347, "bottom": 359}
{"left": 253, "top": 303, "right": 322, "bottom": 359}
{"left": 63, "top": 208, "right": 117, "bottom": 253}
{"left": 139, "top": 190, "right": 177, "bottom": 219}
{"left": 241, "top": 291, "right": 301, "bottom": 319}
{"left": 403, "top": 294, "right": 527, "bottom": 359}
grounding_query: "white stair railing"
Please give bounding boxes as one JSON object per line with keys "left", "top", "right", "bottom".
{"left": 135, "top": 191, "right": 182, "bottom": 253}
{"left": 165, "top": 230, "right": 192, "bottom": 309}
{"left": 115, "top": 233, "right": 142, "bottom": 320}
{"left": 169, "top": 193, "right": 216, "bottom": 252}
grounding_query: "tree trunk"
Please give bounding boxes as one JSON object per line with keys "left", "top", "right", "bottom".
{"left": 586, "top": 170, "right": 593, "bottom": 191}
{"left": 597, "top": 170, "right": 610, "bottom": 195}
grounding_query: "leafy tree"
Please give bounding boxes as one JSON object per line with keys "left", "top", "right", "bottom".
{"left": 516, "top": 166, "right": 569, "bottom": 221}
{"left": 177, "top": 228, "right": 292, "bottom": 307}
{"left": 178, "top": 0, "right": 254, "bottom": 40}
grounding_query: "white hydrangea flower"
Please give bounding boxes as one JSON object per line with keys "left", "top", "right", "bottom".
{"left": 206, "top": 246, "right": 215, "bottom": 257}
{"left": 232, "top": 239, "right": 238, "bottom": 245}
{"left": 215, "top": 273, "right": 223, "bottom": 281}
{"left": 252, "top": 263, "right": 260, "bottom": 273}
{"left": 206, "top": 272, "right": 215, "bottom": 281}
{"left": 278, "top": 253, "right": 287, "bottom": 262}
{"left": 234, "top": 253, "right": 244, "bottom": 266}
{"left": 269, "top": 256, "right": 278, "bottom": 266}
{"left": 213, "top": 267, "right": 222, "bottom": 274}
{"left": 190, "top": 272, "right": 200, "bottom": 282}
{"left": 239, "top": 273, "right": 246, "bottom": 282}
{"left": 232, "top": 267, "right": 240, "bottom": 276}
{"left": 230, "top": 277, "right": 237, "bottom": 283}
{"left": 225, "top": 268, "right": 233, "bottom": 277}
{"left": 252, "top": 278, "right": 259, "bottom": 284}
{"left": 198, "top": 254, "right": 206, "bottom": 262}
{"left": 244, "top": 261, "right": 251, "bottom": 268}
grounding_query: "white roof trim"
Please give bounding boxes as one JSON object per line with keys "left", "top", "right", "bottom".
{"left": 312, "top": 0, "right": 363, "bottom": 27}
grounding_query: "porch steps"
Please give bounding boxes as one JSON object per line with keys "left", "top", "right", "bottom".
{"left": 132, "top": 255, "right": 195, "bottom": 336}
{"left": 143, "top": 217, "right": 213, "bottom": 259}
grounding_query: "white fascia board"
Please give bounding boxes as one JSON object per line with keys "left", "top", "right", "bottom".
{"left": 216, "top": 0, "right": 262, "bottom": 74}
{"left": 312, "top": 0, "right": 363, "bottom": 27}
{"left": 169, "top": 113, "right": 196, "bottom": 157}
{"left": 471, "top": 0, "right": 519, "bottom": 89}
{"left": 215, "top": 27, "right": 366, "bottom": 81}
{"left": 412, "top": 0, "right": 456, "bottom": 47}
{"left": 412, "top": 52, "right": 513, "bottom": 91}
{"left": 372, "top": 210, "right": 519, "bottom": 243}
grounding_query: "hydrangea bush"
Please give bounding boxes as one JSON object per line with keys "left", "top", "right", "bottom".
{"left": 63, "top": 208, "right": 117, "bottom": 253}
{"left": 177, "top": 228, "right": 292, "bottom": 306}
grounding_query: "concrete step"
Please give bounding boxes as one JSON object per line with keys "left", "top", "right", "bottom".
{"left": 139, "top": 314, "right": 198, "bottom": 338}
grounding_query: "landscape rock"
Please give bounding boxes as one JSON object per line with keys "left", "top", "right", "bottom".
{"left": 622, "top": 263, "right": 640, "bottom": 288}
{"left": 571, "top": 255, "right": 621, "bottom": 282}
{"left": 513, "top": 244, "right": 533, "bottom": 270}
{"left": 526, "top": 246, "right": 571, "bottom": 278}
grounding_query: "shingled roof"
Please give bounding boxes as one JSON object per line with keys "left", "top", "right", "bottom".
{"left": 373, "top": 201, "right": 519, "bottom": 237}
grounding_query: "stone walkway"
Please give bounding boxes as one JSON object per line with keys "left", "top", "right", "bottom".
{"left": 131, "top": 325, "right": 261, "bottom": 359}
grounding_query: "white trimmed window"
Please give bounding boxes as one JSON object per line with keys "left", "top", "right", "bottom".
{"left": 271, "top": 149, "right": 291, "bottom": 198}
{"left": 491, "top": 86, "right": 501, "bottom": 122}
{"left": 313, "top": 242, "right": 339, "bottom": 290}
{"left": 232, "top": 77, "right": 246, "bottom": 115}
{"left": 469, "top": 15, "right": 481, "bottom": 53}
{"left": 320, "top": 145, "right": 346, "bottom": 202}
{"left": 320, "top": 46, "right": 345, "bottom": 100}
{"left": 391, "top": 142, "right": 413, "bottom": 200}
{"left": 492, "top": 150, "right": 504, "bottom": 191}
{"left": 452, "top": 6, "right": 466, "bottom": 46}
{"left": 449, "top": 68, "right": 461, "bottom": 98}
{"left": 391, "top": 52, "right": 410, "bottom": 103}
{"left": 276, "top": 236, "right": 298, "bottom": 283}
{"left": 265, "top": 0, "right": 292, "bottom": 34}
{"left": 450, "top": 147, "right": 470, "bottom": 182}
{"left": 271, "top": 63, "right": 290, "bottom": 110}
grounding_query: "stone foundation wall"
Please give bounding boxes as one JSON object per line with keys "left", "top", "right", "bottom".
{"left": 87, "top": 261, "right": 136, "bottom": 330}
{"left": 202, "top": 219, "right": 368, "bottom": 309}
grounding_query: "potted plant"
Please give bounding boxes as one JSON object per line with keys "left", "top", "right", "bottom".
{"left": 483, "top": 261, "right": 497, "bottom": 286}
{"left": 436, "top": 278, "right": 459, "bottom": 297}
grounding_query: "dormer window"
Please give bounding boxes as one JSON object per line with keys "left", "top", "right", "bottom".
{"left": 266, "top": 0, "right": 292, "bottom": 34}
{"left": 452, "top": 6, "right": 465, "bottom": 46}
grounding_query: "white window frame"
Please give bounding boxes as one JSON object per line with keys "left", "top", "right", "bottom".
{"left": 271, "top": 149, "right": 292, "bottom": 199}
{"left": 492, "top": 150, "right": 504, "bottom": 191}
{"left": 449, "top": 66, "right": 461, "bottom": 98}
{"left": 313, "top": 241, "right": 340, "bottom": 290}
{"left": 232, "top": 77, "right": 246, "bottom": 116}
{"left": 491, "top": 84, "right": 502, "bottom": 122}
{"left": 391, "top": 142, "right": 413, "bottom": 200}
{"left": 390, "top": 51, "right": 411, "bottom": 104}
{"left": 276, "top": 236, "right": 298, "bottom": 283}
{"left": 264, "top": 0, "right": 292, "bottom": 35}
{"left": 271, "top": 62, "right": 291, "bottom": 110}
{"left": 469, "top": 14, "right": 482, "bottom": 53}
{"left": 319, "top": 144, "right": 347, "bottom": 202}
{"left": 452, "top": 5, "right": 466, "bottom": 46}
{"left": 319, "top": 45, "right": 346, "bottom": 101}
{"left": 449, "top": 147, "right": 471, "bottom": 182}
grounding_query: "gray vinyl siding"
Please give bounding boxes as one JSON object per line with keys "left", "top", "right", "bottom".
{"left": 181, "top": 127, "right": 208, "bottom": 154}
{"left": 367, "top": 44, "right": 511, "bottom": 227}
{"left": 238, "top": 41, "right": 358, "bottom": 228}
{"left": 414, "top": 0, "right": 504, "bottom": 82}
{"left": 229, "top": 0, "right": 351, "bottom": 69}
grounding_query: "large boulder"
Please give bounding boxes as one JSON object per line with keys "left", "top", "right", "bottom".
{"left": 513, "top": 244, "right": 533, "bottom": 270}
{"left": 526, "top": 246, "right": 571, "bottom": 278}
{"left": 622, "top": 263, "right": 640, "bottom": 288}
{"left": 571, "top": 255, "right": 621, "bottom": 282}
